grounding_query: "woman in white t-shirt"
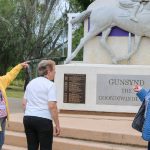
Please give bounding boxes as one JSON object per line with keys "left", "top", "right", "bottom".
{"left": 23, "top": 60, "right": 60, "bottom": 150}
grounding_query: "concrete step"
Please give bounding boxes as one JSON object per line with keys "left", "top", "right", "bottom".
{"left": 5, "top": 131, "right": 27, "bottom": 147}
{"left": 6, "top": 120, "right": 147, "bottom": 147}
{"left": 53, "top": 137, "right": 146, "bottom": 150}
{"left": 7, "top": 121, "right": 24, "bottom": 132}
{"left": 3, "top": 145, "right": 26, "bottom": 150}
{"left": 5, "top": 132, "right": 146, "bottom": 150}
{"left": 60, "top": 127, "right": 146, "bottom": 147}
{"left": 5, "top": 113, "right": 148, "bottom": 148}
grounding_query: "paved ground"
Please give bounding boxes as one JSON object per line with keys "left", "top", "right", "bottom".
{"left": 8, "top": 97, "right": 24, "bottom": 113}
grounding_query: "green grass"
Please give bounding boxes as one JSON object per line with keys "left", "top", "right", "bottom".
{"left": 6, "top": 85, "right": 24, "bottom": 98}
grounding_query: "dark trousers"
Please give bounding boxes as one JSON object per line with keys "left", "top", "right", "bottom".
{"left": 23, "top": 116, "right": 53, "bottom": 150}
{"left": 148, "top": 141, "right": 150, "bottom": 150}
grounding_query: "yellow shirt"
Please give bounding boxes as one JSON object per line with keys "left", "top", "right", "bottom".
{"left": 0, "top": 64, "right": 23, "bottom": 120}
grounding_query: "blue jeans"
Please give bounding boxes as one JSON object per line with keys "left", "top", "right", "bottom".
{"left": 0, "top": 117, "right": 6, "bottom": 149}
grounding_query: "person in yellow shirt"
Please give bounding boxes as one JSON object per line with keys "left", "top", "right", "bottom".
{"left": 0, "top": 62, "right": 29, "bottom": 150}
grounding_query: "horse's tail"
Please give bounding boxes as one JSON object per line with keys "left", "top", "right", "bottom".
{"left": 70, "top": 10, "right": 92, "bottom": 24}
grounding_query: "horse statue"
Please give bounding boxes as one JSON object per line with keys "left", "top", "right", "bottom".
{"left": 65, "top": 0, "right": 150, "bottom": 64}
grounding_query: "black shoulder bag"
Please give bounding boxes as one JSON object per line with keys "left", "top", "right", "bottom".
{"left": 132, "top": 100, "right": 145, "bottom": 132}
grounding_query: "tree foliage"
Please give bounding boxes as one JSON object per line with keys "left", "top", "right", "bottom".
{"left": 72, "top": 24, "right": 84, "bottom": 61}
{"left": 0, "top": 0, "right": 68, "bottom": 74}
{"left": 68, "top": 0, "right": 94, "bottom": 11}
{"left": 15, "top": 0, "right": 68, "bottom": 60}
{"left": 0, "top": 0, "right": 17, "bottom": 74}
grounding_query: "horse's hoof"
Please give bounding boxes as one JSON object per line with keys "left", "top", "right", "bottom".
{"left": 64, "top": 60, "right": 68, "bottom": 64}
{"left": 64, "top": 58, "right": 71, "bottom": 64}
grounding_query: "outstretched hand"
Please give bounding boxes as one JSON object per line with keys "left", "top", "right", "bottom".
{"left": 21, "top": 61, "right": 30, "bottom": 69}
{"left": 133, "top": 84, "right": 142, "bottom": 92}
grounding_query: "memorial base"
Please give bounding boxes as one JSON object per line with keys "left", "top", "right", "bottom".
{"left": 60, "top": 109, "right": 136, "bottom": 117}
{"left": 55, "top": 64, "right": 150, "bottom": 113}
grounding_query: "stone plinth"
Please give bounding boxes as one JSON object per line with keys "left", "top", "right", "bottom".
{"left": 55, "top": 64, "right": 150, "bottom": 113}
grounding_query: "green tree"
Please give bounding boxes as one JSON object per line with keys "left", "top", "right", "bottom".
{"left": 13, "top": 0, "right": 68, "bottom": 60}
{"left": 68, "top": 0, "right": 94, "bottom": 11}
{"left": 0, "top": 0, "right": 17, "bottom": 74}
{"left": 0, "top": 0, "right": 68, "bottom": 74}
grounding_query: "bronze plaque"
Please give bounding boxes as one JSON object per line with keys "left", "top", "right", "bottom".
{"left": 64, "top": 74, "right": 86, "bottom": 103}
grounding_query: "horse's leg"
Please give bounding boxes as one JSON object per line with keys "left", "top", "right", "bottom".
{"left": 100, "top": 28, "right": 118, "bottom": 63}
{"left": 115, "top": 35, "right": 142, "bottom": 62}
{"left": 127, "top": 35, "right": 142, "bottom": 58}
{"left": 65, "top": 26, "right": 106, "bottom": 64}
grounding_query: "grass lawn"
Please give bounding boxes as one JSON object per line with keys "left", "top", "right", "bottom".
{"left": 6, "top": 86, "right": 24, "bottom": 98}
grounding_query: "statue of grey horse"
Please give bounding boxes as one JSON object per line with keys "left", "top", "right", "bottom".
{"left": 65, "top": 1, "right": 150, "bottom": 64}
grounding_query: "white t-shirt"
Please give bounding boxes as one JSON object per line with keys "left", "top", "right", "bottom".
{"left": 24, "top": 77, "right": 57, "bottom": 120}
